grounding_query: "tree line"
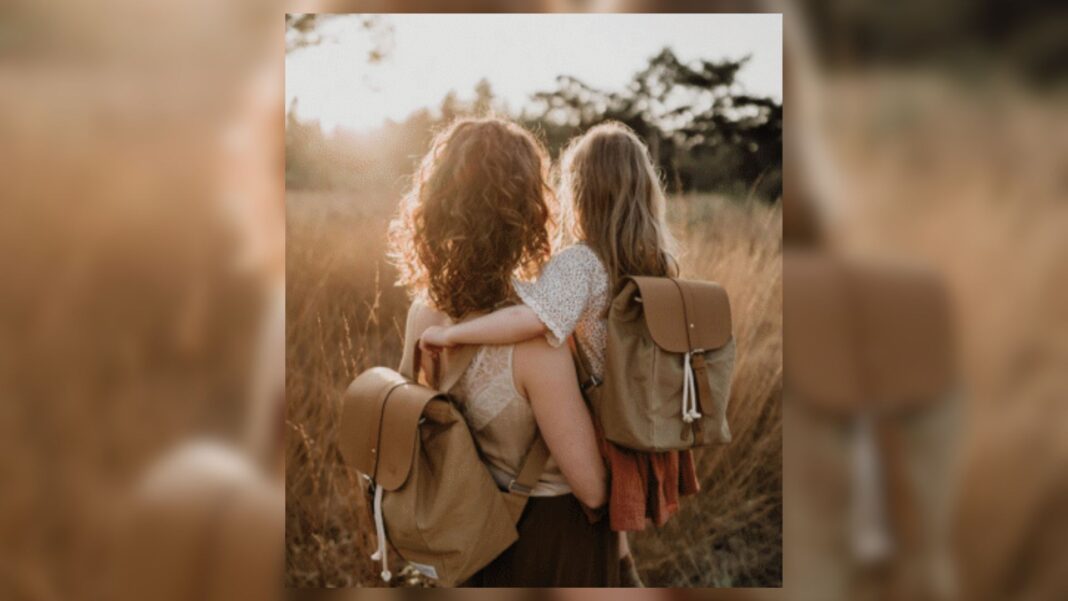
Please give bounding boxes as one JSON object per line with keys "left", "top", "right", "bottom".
{"left": 286, "top": 48, "right": 782, "bottom": 201}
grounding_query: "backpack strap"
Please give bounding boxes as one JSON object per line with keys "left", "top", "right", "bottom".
{"left": 411, "top": 338, "right": 483, "bottom": 394}
{"left": 501, "top": 436, "right": 550, "bottom": 522}
{"left": 411, "top": 340, "right": 439, "bottom": 388}
{"left": 569, "top": 336, "right": 601, "bottom": 395}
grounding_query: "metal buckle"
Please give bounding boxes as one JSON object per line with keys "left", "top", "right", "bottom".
{"left": 507, "top": 479, "right": 533, "bottom": 496}
{"left": 581, "top": 375, "right": 602, "bottom": 392}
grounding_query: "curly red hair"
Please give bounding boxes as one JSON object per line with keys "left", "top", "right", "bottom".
{"left": 388, "top": 118, "right": 554, "bottom": 319}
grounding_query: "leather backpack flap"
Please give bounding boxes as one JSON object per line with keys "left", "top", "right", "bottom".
{"left": 338, "top": 367, "right": 445, "bottom": 491}
{"left": 851, "top": 263, "right": 955, "bottom": 412}
{"left": 628, "top": 276, "right": 733, "bottom": 354}
{"left": 784, "top": 251, "right": 955, "bottom": 415}
{"left": 784, "top": 253, "right": 867, "bottom": 414}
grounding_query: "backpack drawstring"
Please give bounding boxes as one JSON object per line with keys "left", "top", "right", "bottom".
{"left": 681, "top": 351, "right": 703, "bottom": 423}
{"left": 369, "top": 483, "right": 392, "bottom": 582}
{"left": 851, "top": 414, "right": 893, "bottom": 563}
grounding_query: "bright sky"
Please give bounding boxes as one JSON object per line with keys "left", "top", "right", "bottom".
{"left": 286, "top": 13, "right": 782, "bottom": 133}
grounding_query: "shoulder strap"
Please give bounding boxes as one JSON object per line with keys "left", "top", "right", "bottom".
{"left": 410, "top": 341, "right": 439, "bottom": 388}
{"left": 499, "top": 435, "right": 551, "bottom": 518}
{"left": 569, "top": 336, "right": 601, "bottom": 395}
{"left": 501, "top": 436, "right": 550, "bottom": 522}
{"left": 411, "top": 339, "right": 481, "bottom": 392}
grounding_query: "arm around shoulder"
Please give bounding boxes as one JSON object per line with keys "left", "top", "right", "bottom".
{"left": 440, "top": 304, "right": 547, "bottom": 347}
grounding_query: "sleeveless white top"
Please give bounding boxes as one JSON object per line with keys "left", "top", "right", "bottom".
{"left": 453, "top": 344, "right": 570, "bottom": 496}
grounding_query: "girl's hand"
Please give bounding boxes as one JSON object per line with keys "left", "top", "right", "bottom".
{"left": 419, "top": 325, "right": 455, "bottom": 353}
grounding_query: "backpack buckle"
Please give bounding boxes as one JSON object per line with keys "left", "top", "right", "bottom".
{"left": 507, "top": 479, "right": 533, "bottom": 496}
{"left": 581, "top": 375, "right": 602, "bottom": 392}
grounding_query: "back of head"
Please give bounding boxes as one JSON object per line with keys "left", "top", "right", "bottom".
{"left": 559, "top": 121, "right": 677, "bottom": 290}
{"left": 389, "top": 117, "right": 553, "bottom": 319}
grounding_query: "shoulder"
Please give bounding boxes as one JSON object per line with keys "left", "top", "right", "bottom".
{"left": 399, "top": 298, "right": 451, "bottom": 375}
{"left": 511, "top": 335, "right": 556, "bottom": 392}
{"left": 405, "top": 298, "right": 449, "bottom": 338}
{"left": 547, "top": 244, "right": 606, "bottom": 278}
{"left": 555, "top": 243, "right": 600, "bottom": 264}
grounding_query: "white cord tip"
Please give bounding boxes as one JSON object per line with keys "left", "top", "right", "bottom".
{"left": 381, "top": 570, "right": 392, "bottom": 582}
{"left": 370, "top": 550, "right": 382, "bottom": 561}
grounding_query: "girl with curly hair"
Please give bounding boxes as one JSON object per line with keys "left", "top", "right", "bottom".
{"left": 388, "top": 117, "right": 618, "bottom": 586}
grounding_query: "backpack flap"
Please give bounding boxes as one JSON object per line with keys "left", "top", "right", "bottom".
{"left": 851, "top": 265, "right": 955, "bottom": 412}
{"left": 627, "top": 276, "right": 733, "bottom": 354}
{"left": 338, "top": 367, "right": 446, "bottom": 491}
{"left": 784, "top": 251, "right": 955, "bottom": 415}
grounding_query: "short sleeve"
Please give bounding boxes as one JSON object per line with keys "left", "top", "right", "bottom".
{"left": 513, "top": 245, "right": 602, "bottom": 347}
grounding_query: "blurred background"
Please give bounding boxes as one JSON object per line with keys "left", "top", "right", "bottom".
{"left": 284, "top": 13, "right": 782, "bottom": 588}
{"left": 1, "top": 0, "right": 1066, "bottom": 599}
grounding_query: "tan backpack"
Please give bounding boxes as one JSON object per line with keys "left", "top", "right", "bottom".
{"left": 337, "top": 323, "right": 549, "bottom": 586}
{"left": 579, "top": 275, "right": 736, "bottom": 452}
{"left": 784, "top": 250, "right": 958, "bottom": 601}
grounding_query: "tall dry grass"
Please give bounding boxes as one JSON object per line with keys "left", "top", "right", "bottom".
{"left": 284, "top": 190, "right": 782, "bottom": 587}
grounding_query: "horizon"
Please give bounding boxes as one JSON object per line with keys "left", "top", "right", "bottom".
{"left": 285, "top": 13, "right": 782, "bottom": 133}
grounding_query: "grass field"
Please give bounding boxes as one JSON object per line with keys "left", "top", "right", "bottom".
{"left": 284, "top": 189, "right": 782, "bottom": 587}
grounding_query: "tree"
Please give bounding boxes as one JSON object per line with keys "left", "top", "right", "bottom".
{"left": 528, "top": 48, "right": 782, "bottom": 199}
{"left": 286, "top": 47, "right": 781, "bottom": 200}
{"left": 285, "top": 14, "right": 394, "bottom": 62}
{"left": 473, "top": 79, "right": 496, "bottom": 116}
{"left": 439, "top": 91, "right": 461, "bottom": 123}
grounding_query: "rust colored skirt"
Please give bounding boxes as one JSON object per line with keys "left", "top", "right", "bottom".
{"left": 463, "top": 494, "right": 620, "bottom": 587}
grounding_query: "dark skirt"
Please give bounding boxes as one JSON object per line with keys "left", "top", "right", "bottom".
{"left": 463, "top": 494, "right": 620, "bottom": 587}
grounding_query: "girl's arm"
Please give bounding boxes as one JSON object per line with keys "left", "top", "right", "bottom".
{"left": 514, "top": 335, "right": 606, "bottom": 509}
{"left": 420, "top": 304, "right": 546, "bottom": 350}
{"left": 421, "top": 245, "right": 599, "bottom": 352}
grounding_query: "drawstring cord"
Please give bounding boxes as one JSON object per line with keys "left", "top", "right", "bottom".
{"left": 851, "top": 414, "right": 893, "bottom": 563}
{"left": 681, "top": 351, "right": 703, "bottom": 423}
{"left": 369, "top": 484, "right": 392, "bottom": 582}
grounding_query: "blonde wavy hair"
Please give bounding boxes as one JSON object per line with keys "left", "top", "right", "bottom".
{"left": 388, "top": 118, "right": 554, "bottom": 319}
{"left": 558, "top": 121, "right": 678, "bottom": 291}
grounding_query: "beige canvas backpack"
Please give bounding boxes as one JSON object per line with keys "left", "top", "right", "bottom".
{"left": 784, "top": 250, "right": 958, "bottom": 601}
{"left": 580, "top": 275, "right": 736, "bottom": 452}
{"left": 337, "top": 319, "right": 549, "bottom": 587}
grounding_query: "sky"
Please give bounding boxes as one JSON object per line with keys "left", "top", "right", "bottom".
{"left": 285, "top": 14, "right": 782, "bottom": 133}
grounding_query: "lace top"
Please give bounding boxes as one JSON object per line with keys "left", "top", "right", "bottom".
{"left": 453, "top": 345, "right": 570, "bottom": 496}
{"left": 514, "top": 244, "right": 609, "bottom": 377}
